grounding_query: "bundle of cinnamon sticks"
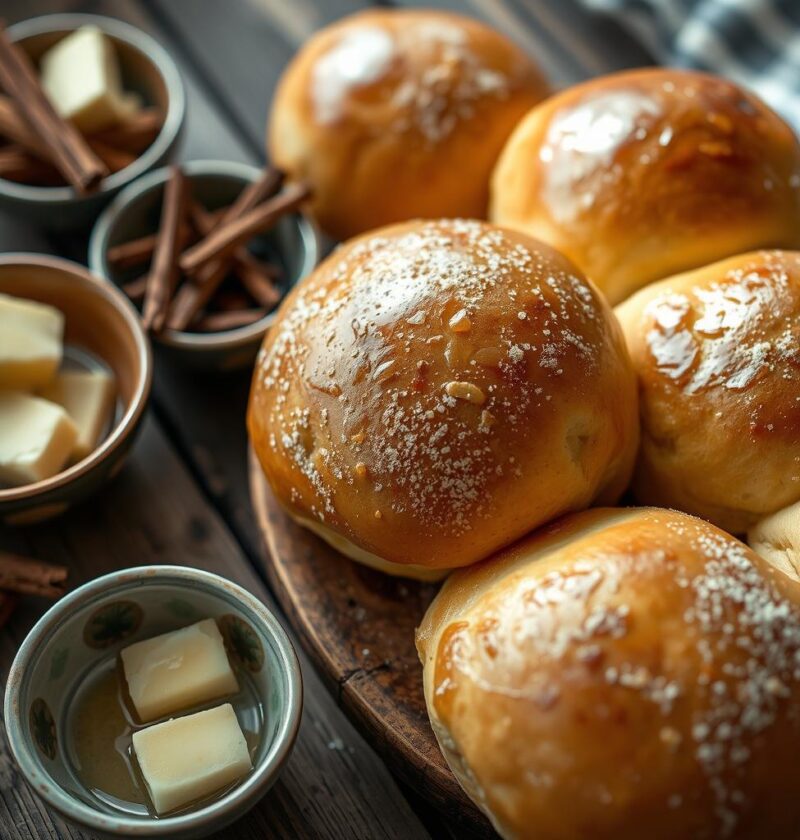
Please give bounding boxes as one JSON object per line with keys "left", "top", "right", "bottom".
{"left": 114, "top": 164, "right": 310, "bottom": 334}
{"left": 0, "top": 551, "right": 68, "bottom": 629}
{"left": 0, "top": 22, "right": 161, "bottom": 191}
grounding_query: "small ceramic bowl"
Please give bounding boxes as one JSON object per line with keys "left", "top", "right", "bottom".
{"left": 0, "top": 254, "right": 151, "bottom": 525}
{"left": 0, "top": 14, "right": 186, "bottom": 230}
{"left": 89, "top": 160, "right": 320, "bottom": 370}
{"left": 4, "top": 565, "right": 302, "bottom": 839}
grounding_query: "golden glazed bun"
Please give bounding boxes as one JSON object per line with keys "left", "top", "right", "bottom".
{"left": 490, "top": 68, "right": 800, "bottom": 304}
{"left": 418, "top": 507, "right": 800, "bottom": 840}
{"left": 268, "top": 9, "right": 548, "bottom": 240}
{"left": 749, "top": 500, "right": 800, "bottom": 578}
{"left": 247, "top": 220, "right": 638, "bottom": 578}
{"left": 616, "top": 251, "right": 800, "bottom": 534}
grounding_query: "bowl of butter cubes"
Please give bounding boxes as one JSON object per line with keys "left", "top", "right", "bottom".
{"left": 0, "top": 253, "right": 151, "bottom": 524}
{"left": 0, "top": 13, "right": 185, "bottom": 229}
{"left": 4, "top": 564, "right": 302, "bottom": 838}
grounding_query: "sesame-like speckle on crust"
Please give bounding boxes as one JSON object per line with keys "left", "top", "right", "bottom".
{"left": 422, "top": 508, "right": 800, "bottom": 837}
{"left": 249, "top": 220, "right": 638, "bottom": 570}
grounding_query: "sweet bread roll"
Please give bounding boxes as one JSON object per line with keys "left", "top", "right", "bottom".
{"left": 418, "top": 506, "right": 800, "bottom": 839}
{"left": 748, "top": 501, "right": 800, "bottom": 578}
{"left": 247, "top": 219, "right": 638, "bottom": 578}
{"left": 615, "top": 250, "right": 800, "bottom": 534}
{"left": 268, "top": 9, "right": 548, "bottom": 240}
{"left": 490, "top": 68, "right": 800, "bottom": 304}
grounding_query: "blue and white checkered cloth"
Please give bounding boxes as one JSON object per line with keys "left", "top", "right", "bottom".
{"left": 582, "top": 0, "right": 800, "bottom": 131}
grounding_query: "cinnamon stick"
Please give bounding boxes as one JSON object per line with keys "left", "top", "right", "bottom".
{"left": 217, "top": 165, "right": 284, "bottom": 225}
{"left": 0, "top": 96, "right": 160, "bottom": 180}
{"left": 0, "top": 94, "right": 49, "bottom": 158}
{"left": 90, "top": 107, "right": 162, "bottom": 154}
{"left": 177, "top": 166, "right": 284, "bottom": 284}
{"left": 89, "top": 139, "right": 136, "bottom": 174}
{"left": 122, "top": 275, "right": 149, "bottom": 302}
{"left": 0, "top": 21, "right": 108, "bottom": 192}
{"left": 107, "top": 221, "right": 196, "bottom": 270}
{"left": 237, "top": 254, "right": 282, "bottom": 307}
{"left": 167, "top": 249, "right": 233, "bottom": 332}
{"left": 165, "top": 200, "right": 282, "bottom": 330}
{"left": 179, "top": 181, "right": 310, "bottom": 276}
{"left": 195, "top": 308, "right": 267, "bottom": 332}
{"left": 0, "top": 552, "right": 67, "bottom": 598}
{"left": 0, "top": 144, "right": 61, "bottom": 184}
{"left": 142, "top": 165, "right": 190, "bottom": 332}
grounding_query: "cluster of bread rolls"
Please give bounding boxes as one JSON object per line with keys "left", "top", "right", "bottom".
{"left": 253, "top": 9, "right": 800, "bottom": 838}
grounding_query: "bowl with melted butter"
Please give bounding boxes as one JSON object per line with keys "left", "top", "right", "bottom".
{"left": 3, "top": 565, "right": 302, "bottom": 838}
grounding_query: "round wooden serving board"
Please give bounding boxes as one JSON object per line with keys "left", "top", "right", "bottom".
{"left": 248, "top": 449, "right": 494, "bottom": 837}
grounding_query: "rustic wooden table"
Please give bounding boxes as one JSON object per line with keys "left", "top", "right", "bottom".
{"left": 0, "top": 1, "right": 650, "bottom": 837}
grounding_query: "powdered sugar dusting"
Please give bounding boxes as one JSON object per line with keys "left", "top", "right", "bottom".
{"left": 666, "top": 518, "right": 800, "bottom": 833}
{"left": 311, "top": 19, "right": 510, "bottom": 141}
{"left": 254, "top": 219, "right": 604, "bottom": 538}
{"left": 435, "top": 511, "right": 800, "bottom": 834}
{"left": 312, "top": 26, "right": 395, "bottom": 123}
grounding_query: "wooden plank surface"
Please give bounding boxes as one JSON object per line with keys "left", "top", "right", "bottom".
{"left": 0, "top": 420, "right": 430, "bottom": 839}
{"left": 250, "top": 459, "right": 495, "bottom": 837}
{"left": 0, "top": 0, "right": 436, "bottom": 837}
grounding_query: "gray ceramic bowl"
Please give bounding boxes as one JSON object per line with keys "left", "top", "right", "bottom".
{"left": 89, "top": 160, "right": 320, "bottom": 370}
{"left": 0, "top": 14, "right": 185, "bottom": 230}
{"left": 4, "top": 565, "right": 302, "bottom": 839}
{"left": 0, "top": 254, "right": 152, "bottom": 525}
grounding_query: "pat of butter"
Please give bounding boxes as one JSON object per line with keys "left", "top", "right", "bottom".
{"left": 133, "top": 703, "right": 252, "bottom": 815}
{"left": 0, "top": 392, "right": 78, "bottom": 486}
{"left": 0, "top": 293, "right": 63, "bottom": 390}
{"left": 40, "top": 370, "right": 115, "bottom": 462}
{"left": 121, "top": 619, "right": 239, "bottom": 723}
{"left": 40, "top": 25, "right": 140, "bottom": 133}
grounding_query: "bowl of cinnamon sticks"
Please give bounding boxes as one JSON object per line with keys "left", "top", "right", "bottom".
{"left": 0, "top": 14, "right": 185, "bottom": 230}
{"left": 89, "top": 160, "right": 319, "bottom": 370}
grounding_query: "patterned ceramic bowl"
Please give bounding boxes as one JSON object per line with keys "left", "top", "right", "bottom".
{"left": 3, "top": 566, "right": 302, "bottom": 839}
{"left": 0, "top": 254, "right": 151, "bottom": 525}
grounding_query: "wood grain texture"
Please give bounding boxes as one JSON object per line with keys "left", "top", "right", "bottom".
{"left": 249, "top": 453, "right": 495, "bottom": 839}
{"left": 0, "top": 420, "right": 431, "bottom": 840}
{"left": 0, "top": 0, "right": 435, "bottom": 836}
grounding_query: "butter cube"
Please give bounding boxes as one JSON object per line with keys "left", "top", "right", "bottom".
{"left": 132, "top": 703, "right": 253, "bottom": 814}
{"left": 121, "top": 619, "right": 239, "bottom": 723}
{"left": 0, "top": 392, "right": 78, "bottom": 486}
{"left": 0, "top": 293, "right": 63, "bottom": 390}
{"left": 40, "top": 25, "right": 140, "bottom": 133}
{"left": 40, "top": 370, "right": 115, "bottom": 461}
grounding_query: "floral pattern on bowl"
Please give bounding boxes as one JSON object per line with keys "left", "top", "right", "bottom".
{"left": 29, "top": 698, "right": 57, "bottom": 761}
{"left": 83, "top": 600, "right": 144, "bottom": 648}
{"left": 4, "top": 566, "right": 302, "bottom": 839}
{"left": 219, "top": 614, "right": 264, "bottom": 673}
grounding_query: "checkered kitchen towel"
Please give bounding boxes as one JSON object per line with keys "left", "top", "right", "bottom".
{"left": 582, "top": 0, "right": 800, "bottom": 130}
